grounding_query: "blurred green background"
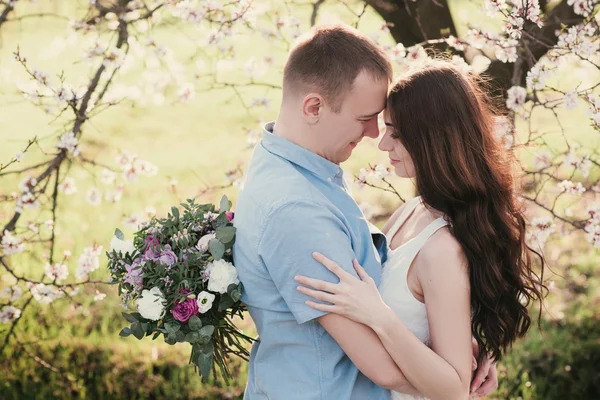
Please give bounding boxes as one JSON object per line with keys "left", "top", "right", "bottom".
{"left": 0, "top": 1, "right": 599, "bottom": 399}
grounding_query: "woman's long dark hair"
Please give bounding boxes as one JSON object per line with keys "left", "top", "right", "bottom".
{"left": 387, "top": 63, "right": 546, "bottom": 363}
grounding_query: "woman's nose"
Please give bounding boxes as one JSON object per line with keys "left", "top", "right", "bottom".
{"left": 378, "top": 133, "right": 391, "bottom": 152}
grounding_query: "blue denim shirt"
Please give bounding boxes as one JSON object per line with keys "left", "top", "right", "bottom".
{"left": 233, "top": 122, "right": 390, "bottom": 400}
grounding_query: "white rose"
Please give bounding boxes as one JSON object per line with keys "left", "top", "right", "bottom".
{"left": 206, "top": 259, "right": 239, "bottom": 294}
{"left": 136, "top": 287, "right": 166, "bottom": 321}
{"left": 196, "top": 233, "right": 215, "bottom": 253}
{"left": 110, "top": 236, "right": 135, "bottom": 255}
{"left": 196, "top": 291, "right": 216, "bottom": 313}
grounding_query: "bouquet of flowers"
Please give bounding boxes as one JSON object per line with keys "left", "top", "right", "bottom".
{"left": 106, "top": 196, "right": 253, "bottom": 381}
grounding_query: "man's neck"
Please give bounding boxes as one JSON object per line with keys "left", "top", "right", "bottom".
{"left": 273, "top": 116, "right": 329, "bottom": 162}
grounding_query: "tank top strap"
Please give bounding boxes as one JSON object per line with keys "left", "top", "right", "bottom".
{"left": 405, "top": 217, "right": 450, "bottom": 256}
{"left": 397, "top": 217, "right": 450, "bottom": 287}
{"left": 386, "top": 196, "right": 422, "bottom": 242}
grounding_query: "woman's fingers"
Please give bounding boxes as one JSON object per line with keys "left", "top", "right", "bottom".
{"left": 312, "top": 252, "right": 353, "bottom": 281}
{"left": 352, "top": 259, "right": 371, "bottom": 281}
{"left": 473, "top": 363, "right": 498, "bottom": 397}
{"left": 305, "top": 300, "right": 337, "bottom": 313}
{"left": 294, "top": 275, "right": 338, "bottom": 293}
{"left": 470, "top": 355, "right": 492, "bottom": 393}
{"left": 296, "top": 285, "right": 337, "bottom": 304}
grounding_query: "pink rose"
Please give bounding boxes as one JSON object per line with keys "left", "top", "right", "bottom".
{"left": 226, "top": 211, "right": 234, "bottom": 222}
{"left": 170, "top": 295, "right": 199, "bottom": 323}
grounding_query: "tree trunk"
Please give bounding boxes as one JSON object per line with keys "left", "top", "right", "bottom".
{"left": 366, "top": 0, "right": 586, "bottom": 94}
{"left": 366, "top": 0, "right": 457, "bottom": 46}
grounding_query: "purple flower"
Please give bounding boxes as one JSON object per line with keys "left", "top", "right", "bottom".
{"left": 159, "top": 244, "right": 178, "bottom": 267}
{"left": 226, "top": 211, "right": 234, "bottom": 222}
{"left": 124, "top": 258, "right": 144, "bottom": 292}
{"left": 143, "top": 235, "right": 161, "bottom": 262}
{"left": 201, "top": 268, "right": 210, "bottom": 283}
{"left": 170, "top": 294, "right": 199, "bottom": 323}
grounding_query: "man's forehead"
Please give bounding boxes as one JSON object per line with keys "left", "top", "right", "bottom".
{"left": 356, "top": 97, "right": 387, "bottom": 118}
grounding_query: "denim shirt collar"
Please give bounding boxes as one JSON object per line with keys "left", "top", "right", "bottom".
{"left": 261, "top": 122, "right": 344, "bottom": 186}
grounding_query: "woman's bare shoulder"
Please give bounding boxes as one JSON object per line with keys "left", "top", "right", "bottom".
{"left": 416, "top": 228, "right": 468, "bottom": 280}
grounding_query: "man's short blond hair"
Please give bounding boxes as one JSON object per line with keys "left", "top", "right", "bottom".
{"left": 283, "top": 25, "right": 393, "bottom": 113}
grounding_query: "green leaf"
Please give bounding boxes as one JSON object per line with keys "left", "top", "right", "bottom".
{"left": 132, "top": 322, "right": 145, "bottom": 340}
{"left": 164, "top": 322, "right": 180, "bottom": 335}
{"left": 185, "top": 331, "right": 201, "bottom": 343}
{"left": 174, "top": 330, "right": 186, "bottom": 342}
{"left": 130, "top": 312, "right": 143, "bottom": 321}
{"left": 219, "top": 295, "right": 234, "bottom": 310}
{"left": 152, "top": 332, "right": 161, "bottom": 340}
{"left": 165, "top": 335, "right": 176, "bottom": 345}
{"left": 188, "top": 315, "right": 203, "bottom": 331}
{"left": 215, "top": 213, "right": 229, "bottom": 228}
{"left": 199, "top": 325, "right": 215, "bottom": 339}
{"left": 196, "top": 342, "right": 214, "bottom": 380}
{"left": 171, "top": 206, "right": 179, "bottom": 220}
{"left": 122, "top": 312, "right": 138, "bottom": 323}
{"left": 209, "top": 239, "right": 225, "bottom": 260}
{"left": 216, "top": 226, "right": 236, "bottom": 244}
{"left": 219, "top": 195, "right": 230, "bottom": 212}
{"left": 119, "top": 327, "right": 132, "bottom": 337}
{"left": 115, "top": 228, "right": 125, "bottom": 241}
{"left": 228, "top": 284, "right": 242, "bottom": 303}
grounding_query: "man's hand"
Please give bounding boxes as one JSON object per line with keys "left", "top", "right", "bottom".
{"left": 469, "top": 339, "right": 498, "bottom": 398}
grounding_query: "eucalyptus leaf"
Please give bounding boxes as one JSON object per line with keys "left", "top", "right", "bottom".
{"left": 199, "top": 325, "right": 215, "bottom": 339}
{"left": 196, "top": 342, "right": 214, "bottom": 381}
{"left": 130, "top": 312, "right": 143, "bottom": 321}
{"left": 114, "top": 228, "right": 125, "bottom": 241}
{"left": 165, "top": 336, "right": 176, "bottom": 345}
{"left": 188, "top": 315, "right": 203, "bottom": 331}
{"left": 209, "top": 239, "right": 225, "bottom": 260}
{"left": 165, "top": 322, "right": 180, "bottom": 335}
{"left": 215, "top": 213, "right": 229, "bottom": 228}
{"left": 228, "top": 284, "right": 242, "bottom": 303}
{"left": 219, "top": 195, "right": 230, "bottom": 212}
{"left": 185, "top": 331, "right": 201, "bottom": 343}
{"left": 197, "top": 352, "right": 213, "bottom": 380}
{"left": 174, "top": 330, "right": 186, "bottom": 342}
{"left": 219, "top": 295, "right": 234, "bottom": 310}
{"left": 216, "top": 226, "right": 236, "bottom": 244}
{"left": 119, "top": 327, "right": 132, "bottom": 337}
{"left": 132, "top": 322, "right": 145, "bottom": 340}
{"left": 122, "top": 312, "right": 138, "bottom": 323}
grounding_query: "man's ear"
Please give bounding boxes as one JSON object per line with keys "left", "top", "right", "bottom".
{"left": 302, "top": 93, "right": 324, "bottom": 124}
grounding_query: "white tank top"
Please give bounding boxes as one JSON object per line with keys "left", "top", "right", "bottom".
{"left": 379, "top": 196, "right": 449, "bottom": 400}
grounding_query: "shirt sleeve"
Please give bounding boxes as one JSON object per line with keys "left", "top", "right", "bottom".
{"left": 257, "top": 200, "right": 359, "bottom": 324}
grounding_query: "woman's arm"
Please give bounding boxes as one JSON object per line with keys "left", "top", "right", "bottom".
{"left": 371, "top": 233, "right": 473, "bottom": 400}
{"left": 318, "top": 313, "right": 422, "bottom": 396}
{"left": 296, "top": 237, "right": 472, "bottom": 400}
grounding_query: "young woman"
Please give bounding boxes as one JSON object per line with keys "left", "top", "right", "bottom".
{"left": 295, "top": 63, "right": 546, "bottom": 400}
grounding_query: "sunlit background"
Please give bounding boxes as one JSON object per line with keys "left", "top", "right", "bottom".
{"left": 1, "top": 1, "right": 599, "bottom": 399}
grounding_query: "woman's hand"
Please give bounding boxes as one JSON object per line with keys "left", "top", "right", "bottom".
{"left": 294, "top": 252, "right": 393, "bottom": 327}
